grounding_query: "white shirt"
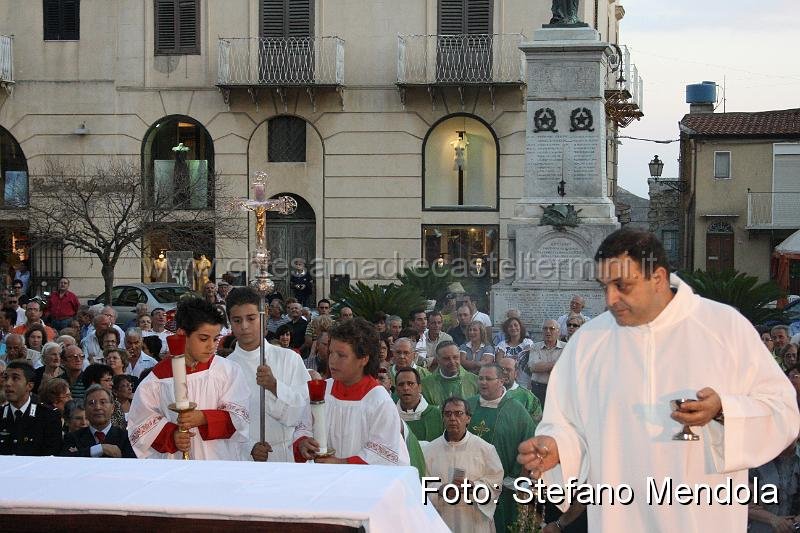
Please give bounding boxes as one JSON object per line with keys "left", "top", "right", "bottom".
{"left": 557, "top": 312, "right": 590, "bottom": 338}
{"left": 537, "top": 274, "right": 800, "bottom": 532}
{"left": 88, "top": 422, "right": 113, "bottom": 458}
{"left": 472, "top": 311, "right": 492, "bottom": 327}
{"left": 227, "top": 342, "right": 310, "bottom": 462}
{"left": 125, "top": 352, "right": 157, "bottom": 379}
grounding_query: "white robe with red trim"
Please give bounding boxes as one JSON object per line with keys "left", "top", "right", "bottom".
{"left": 128, "top": 355, "right": 251, "bottom": 460}
{"left": 293, "top": 377, "right": 410, "bottom": 466}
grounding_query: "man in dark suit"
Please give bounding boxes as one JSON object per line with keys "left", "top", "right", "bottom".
{"left": 0, "top": 361, "right": 63, "bottom": 456}
{"left": 61, "top": 384, "right": 136, "bottom": 458}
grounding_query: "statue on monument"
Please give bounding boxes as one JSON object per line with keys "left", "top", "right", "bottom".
{"left": 549, "top": 0, "right": 583, "bottom": 26}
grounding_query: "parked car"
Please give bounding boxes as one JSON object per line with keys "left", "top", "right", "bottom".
{"left": 759, "top": 298, "right": 800, "bottom": 332}
{"left": 88, "top": 283, "right": 197, "bottom": 327}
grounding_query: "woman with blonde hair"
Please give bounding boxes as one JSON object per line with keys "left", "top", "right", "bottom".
{"left": 458, "top": 320, "right": 495, "bottom": 374}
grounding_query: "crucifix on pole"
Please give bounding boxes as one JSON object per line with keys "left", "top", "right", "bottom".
{"left": 232, "top": 170, "right": 297, "bottom": 445}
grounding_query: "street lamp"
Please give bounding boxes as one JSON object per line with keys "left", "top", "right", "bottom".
{"left": 648, "top": 155, "right": 664, "bottom": 179}
{"left": 648, "top": 155, "right": 687, "bottom": 193}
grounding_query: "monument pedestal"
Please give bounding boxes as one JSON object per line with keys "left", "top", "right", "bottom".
{"left": 490, "top": 26, "right": 619, "bottom": 333}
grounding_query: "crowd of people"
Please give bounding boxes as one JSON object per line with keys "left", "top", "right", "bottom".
{"left": 1, "top": 228, "right": 800, "bottom": 533}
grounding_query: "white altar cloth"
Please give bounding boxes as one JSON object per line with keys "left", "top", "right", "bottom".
{"left": 0, "top": 456, "right": 448, "bottom": 532}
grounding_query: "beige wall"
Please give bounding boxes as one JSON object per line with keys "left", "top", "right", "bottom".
{"left": 0, "top": 0, "right": 625, "bottom": 299}
{"left": 691, "top": 139, "right": 775, "bottom": 280}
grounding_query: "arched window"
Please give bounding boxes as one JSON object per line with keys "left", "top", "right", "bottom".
{"left": 423, "top": 114, "right": 498, "bottom": 210}
{"left": 142, "top": 115, "right": 214, "bottom": 209}
{"left": 0, "top": 126, "right": 28, "bottom": 208}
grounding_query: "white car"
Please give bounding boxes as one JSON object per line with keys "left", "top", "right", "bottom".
{"left": 88, "top": 283, "right": 197, "bottom": 327}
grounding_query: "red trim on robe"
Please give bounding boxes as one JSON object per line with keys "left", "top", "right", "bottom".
{"left": 330, "top": 375, "right": 381, "bottom": 401}
{"left": 198, "top": 409, "right": 235, "bottom": 440}
{"left": 346, "top": 455, "right": 368, "bottom": 464}
{"left": 151, "top": 355, "right": 214, "bottom": 379}
{"left": 151, "top": 422, "right": 179, "bottom": 454}
{"left": 293, "top": 436, "right": 310, "bottom": 463}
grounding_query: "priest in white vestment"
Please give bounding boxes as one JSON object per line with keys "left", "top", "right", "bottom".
{"left": 293, "top": 318, "right": 409, "bottom": 466}
{"left": 128, "top": 298, "right": 251, "bottom": 460}
{"left": 519, "top": 229, "right": 800, "bottom": 532}
{"left": 423, "top": 397, "right": 503, "bottom": 533}
{"left": 226, "top": 287, "right": 310, "bottom": 462}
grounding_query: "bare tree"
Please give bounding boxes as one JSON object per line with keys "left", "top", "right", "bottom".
{"left": 25, "top": 158, "right": 245, "bottom": 303}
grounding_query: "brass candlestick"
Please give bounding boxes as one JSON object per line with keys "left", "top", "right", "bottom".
{"left": 168, "top": 402, "right": 198, "bottom": 460}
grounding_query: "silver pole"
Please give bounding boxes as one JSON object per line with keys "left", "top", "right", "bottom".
{"left": 258, "top": 295, "right": 266, "bottom": 444}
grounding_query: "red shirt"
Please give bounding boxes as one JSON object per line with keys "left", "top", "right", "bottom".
{"left": 47, "top": 290, "right": 80, "bottom": 320}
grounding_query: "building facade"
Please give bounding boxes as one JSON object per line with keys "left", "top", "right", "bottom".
{"left": 0, "top": 0, "right": 636, "bottom": 302}
{"left": 679, "top": 107, "right": 800, "bottom": 280}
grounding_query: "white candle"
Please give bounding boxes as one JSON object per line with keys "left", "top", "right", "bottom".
{"left": 171, "top": 355, "right": 190, "bottom": 410}
{"left": 311, "top": 402, "right": 327, "bottom": 455}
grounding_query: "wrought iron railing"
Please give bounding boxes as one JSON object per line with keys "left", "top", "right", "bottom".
{"left": 397, "top": 33, "right": 525, "bottom": 84}
{"left": 217, "top": 36, "right": 345, "bottom": 85}
{"left": 0, "top": 35, "right": 13, "bottom": 84}
{"left": 607, "top": 44, "right": 643, "bottom": 112}
{"left": 747, "top": 192, "right": 800, "bottom": 228}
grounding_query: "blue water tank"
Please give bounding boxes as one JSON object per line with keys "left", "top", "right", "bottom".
{"left": 686, "top": 81, "right": 717, "bottom": 104}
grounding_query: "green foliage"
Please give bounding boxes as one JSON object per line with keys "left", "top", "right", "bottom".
{"left": 396, "top": 266, "right": 455, "bottom": 303}
{"left": 677, "top": 269, "right": 786, "bottom": 325}
{"left": 332, "top": 281, "right": 428, "bottom": 321}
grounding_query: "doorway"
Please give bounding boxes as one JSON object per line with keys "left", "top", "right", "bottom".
{"left": 265, "top": 193, "right": 316, "bottom": 301}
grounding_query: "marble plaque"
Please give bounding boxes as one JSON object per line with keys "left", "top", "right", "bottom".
{"left": 528, "top": 64, "right": 599, "bottom": 99}
{"left": 491, "top": 284, "right": 606, "bottom": 339}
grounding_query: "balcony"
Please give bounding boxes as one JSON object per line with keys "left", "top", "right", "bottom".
{"left": 0, "top": 34, "right": 13, "bottom": 92}
{"left": 605, "top": 44, "right": 643, "bottom": 128}
{"left": 216, "top": 36, "right": 345, "bottom": 111}
{"left": 747, "top": 192, "right": 800, "bottom": 229}
{"left": 396, "top": 33, "right": 526, "bottom": 109}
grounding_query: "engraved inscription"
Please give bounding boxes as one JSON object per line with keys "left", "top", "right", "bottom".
{"left": 527, "top": 130, "right": 600, "bottom": 181}
{"left": 530, "top": 65, "right": 598, "bottom": 97}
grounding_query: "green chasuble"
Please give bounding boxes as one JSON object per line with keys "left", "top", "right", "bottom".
{"left": 390, "top": 364, "right": 430, "bottom": 386}
{"left": 404, "top": 404, "right": 444, "bottom": 443}
{"left": 403, "top": 423, "right": 426, "bottom": 479}
{"left": 505, "top": 384, "right": 542, "bottom": 425}
{"left": 421, "top": 367, "right": 479, "bottom": 407}
{"left": 466, "top": 394, "right": 536, "bottom": 533}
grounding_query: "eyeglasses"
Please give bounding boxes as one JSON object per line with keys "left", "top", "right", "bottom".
{"left": 567, "top": 323, "right": 581, "bottom": 328}
{"left": 443, "top": 411, "right": 465, "bottom": 418}
{"left": 478, "top": 376, "right": 499, "bottom": 382}
{"left": 542, "top": 326, "right": 558, "bottom": 331}
{"left": 86, "top": 399, "right": 111, "bottom": 407}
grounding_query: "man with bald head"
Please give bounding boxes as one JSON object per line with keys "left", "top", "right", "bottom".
{"left": 498, "top": 357, "right": 541, "bottom": 422}
{"left": 527, "top": 319, "right": 565, "bottom": 406}
{"left": 557, "top": 295, "right": 590, "bottom": 338}
{"left": 389, "top": 337, "right": 430, "bottom": 385}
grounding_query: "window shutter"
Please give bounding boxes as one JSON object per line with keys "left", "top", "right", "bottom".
{"left": 177, "top": 0, "right": 199, "bottom": 53}
{"left": 260, "top": 0, "right": 287, "bottom": 38}
{"left": 61, "top": 0, "right": 80, "bottom": 39}
{"left": 287, "top": 0, "right": 312, "bottom": 38}
{"left": 269, "top": 116, "right": 306, "bottom": 162}
{"left": 43, "top": 0, "right": 62, "bottom": 40}
{"left": 438, "top": 0, "right": 465, "bottom": 34}
{"left": 466, "top": 0, "right": 491, "bottom": 34}
{"left": 155, "top": 0, "right": 176, "bottom": 53}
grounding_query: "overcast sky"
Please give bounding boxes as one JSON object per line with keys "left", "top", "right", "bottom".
{"left": 616, "top": 0, "right": 799, "bottom": 198}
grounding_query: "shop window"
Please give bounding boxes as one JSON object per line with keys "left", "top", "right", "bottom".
{"left": 423, "top": 115, "right": 498, "bottom": 210}
{"left": 0, "top": 127, "right": 28, "bottom": 208}
{"left": 423, "top": 224, "right": 498, "bottom": 278}
{"left": 142, "top": 116, "right": 214, "bottom": 209}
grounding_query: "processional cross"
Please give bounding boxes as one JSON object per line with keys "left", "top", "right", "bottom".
{"left": 232, "top": 170, "right": 297, "bottom": 443}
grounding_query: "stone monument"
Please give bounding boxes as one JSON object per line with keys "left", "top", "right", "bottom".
{"left": 490, "top": 18, "right": 619, "bottom": 335}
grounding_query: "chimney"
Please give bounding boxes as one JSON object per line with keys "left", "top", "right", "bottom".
{"left": 686, "top": 81, "right": 716, "bottom": 114}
